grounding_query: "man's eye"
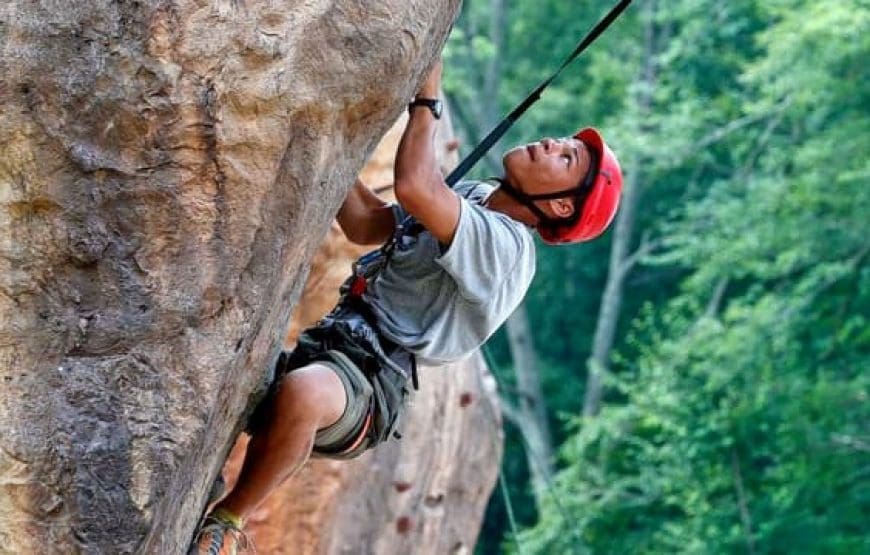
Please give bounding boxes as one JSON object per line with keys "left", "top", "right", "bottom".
{"left": 562, "top": 154, "right": 571, "bottom": 166}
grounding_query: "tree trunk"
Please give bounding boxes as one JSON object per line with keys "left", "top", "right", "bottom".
{"left": 504, "top": 305, "right": 554, "bottom": 505}
{"left": 583, "top": 0, "right": 658, "bottom": 418}
{"left": 0, "top": 2, "right": 460, "bottom": 553}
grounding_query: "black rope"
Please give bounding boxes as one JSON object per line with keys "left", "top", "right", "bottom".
{"left": 479, "top": 345, "right": 526, "bottom": 554}
{"left": 468, "top": 6, "right": 636, "bottom": 530}
{"left": 499, "top": 466, "right": 526, "bottom": 555}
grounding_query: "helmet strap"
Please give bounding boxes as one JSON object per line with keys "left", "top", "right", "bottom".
{"left": 495, "top": 178, "right": 562, "bottom": 228}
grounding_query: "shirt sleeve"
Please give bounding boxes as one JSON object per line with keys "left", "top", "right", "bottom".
{"left": 435, "top": 196, "right": 536, "bottom": 305}
{"left": 391, "top": 181, "right": 479, "bottom": 235}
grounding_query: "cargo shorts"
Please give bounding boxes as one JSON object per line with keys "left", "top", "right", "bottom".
{"left": 248, "top": 301, "right": 415, "bottom": 460}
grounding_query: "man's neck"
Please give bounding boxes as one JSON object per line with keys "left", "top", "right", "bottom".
{"left": 484, "top": 184, "right": 538, "bottom": 227}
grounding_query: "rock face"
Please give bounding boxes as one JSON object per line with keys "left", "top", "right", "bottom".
{"left": 221, "top": 115, "right": 502, "bottom": 554}
{"left": 0, "top": 2, "right": 460, "bottom": 553}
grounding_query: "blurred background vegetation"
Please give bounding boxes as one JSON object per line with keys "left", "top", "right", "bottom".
{"left": 442, "top": 0, "right": 869, "bottom": 552}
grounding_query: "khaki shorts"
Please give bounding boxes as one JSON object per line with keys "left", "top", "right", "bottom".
{"left": 248, "top": 303, "right": 414, "bottom": 460}
{"left": 310, "top": 350, "right": 375, "bottom": 459}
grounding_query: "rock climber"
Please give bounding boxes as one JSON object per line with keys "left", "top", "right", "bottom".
{"left": 191, "top": 58, "right": 623, "bottom": 553}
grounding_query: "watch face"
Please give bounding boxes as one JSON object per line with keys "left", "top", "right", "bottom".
{"left": 410, "top": 98, "right": 443, "bottom": 119}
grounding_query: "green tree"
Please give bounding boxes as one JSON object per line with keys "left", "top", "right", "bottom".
{"left": 521, "top": 0, "right": 870, "bottom": 552}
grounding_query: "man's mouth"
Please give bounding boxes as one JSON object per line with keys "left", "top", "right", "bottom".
{"left": 526, "top": 144, "right": 537, "bottom": 161}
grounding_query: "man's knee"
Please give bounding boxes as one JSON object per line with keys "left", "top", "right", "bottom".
{"left": 275, "top": 363, "right": 347, "bottom": 429}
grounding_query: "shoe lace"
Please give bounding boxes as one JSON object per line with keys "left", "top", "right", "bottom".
{"left": 200, "top": 517, "right": 256, "bottom": 555}
{"left": 226, "top": 526, "right": 255, "bottom": 555}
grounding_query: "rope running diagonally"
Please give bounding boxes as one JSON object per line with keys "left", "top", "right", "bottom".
{"left": 395, "top": 0, "right": 634, "bottom": 236}
{"left": 473, "top": 346, "right": 526, "bottom": 554}
{"left": 462, "top": 3, "right": 635, "bottom": 549}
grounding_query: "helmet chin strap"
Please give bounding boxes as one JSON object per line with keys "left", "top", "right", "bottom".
{"left": 495, "top": 147, "right": 600, "bottom": 230}
{"left": 495, "top": 178, "right": 560, "bottom": 227}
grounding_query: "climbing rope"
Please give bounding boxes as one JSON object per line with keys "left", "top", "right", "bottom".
{"left": 473, "top": 344, "right": 526, "bottom": 554}
{"left": 444, "top": 0, "right": 634, "bottom": 188}
{"left": 460, "top": 4, "right": 635, "bottom": 548}
{"left": 499, "top": 465, "right": 526, "bottom": 555}
{"left": 397, "top": 0, "right": 633, "bottom": 235}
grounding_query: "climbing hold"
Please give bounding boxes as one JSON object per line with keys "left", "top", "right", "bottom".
{"left": 396, "top": 516, "right": 413, "bottom": 534}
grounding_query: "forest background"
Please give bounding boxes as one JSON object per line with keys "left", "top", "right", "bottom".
{"left": 441, "top": 0, "right": 869, "bottom": 553}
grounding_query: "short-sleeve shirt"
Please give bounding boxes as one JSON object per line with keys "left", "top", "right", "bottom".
{"left": 364, "top": 180, "right": 536, "bottom": 365}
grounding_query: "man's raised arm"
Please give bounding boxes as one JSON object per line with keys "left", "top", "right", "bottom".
{"left": 393, "top": 60, "right": 461, "bottom": 246}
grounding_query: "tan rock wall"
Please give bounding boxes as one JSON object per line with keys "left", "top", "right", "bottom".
{"left": 0, "top": 2, "right": 461, "bottom": 552}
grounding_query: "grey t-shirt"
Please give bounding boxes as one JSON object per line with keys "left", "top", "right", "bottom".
{"left": 364, "top": 181, "right": 536, "bottom": 365}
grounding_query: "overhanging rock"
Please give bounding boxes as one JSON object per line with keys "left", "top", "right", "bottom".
{"left": 0, "top": 1, "right": 460, "bottom": 552}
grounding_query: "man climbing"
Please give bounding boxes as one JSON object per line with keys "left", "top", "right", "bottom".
{"left": 192, "top": 58, "right": 623, "bottom": 553}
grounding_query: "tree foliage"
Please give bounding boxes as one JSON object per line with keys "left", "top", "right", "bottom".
{"left": 446, "top": 0, "right": 869, "bottom": 553}
{"left": 516, "top": 0, "right": 870, "bottom": 552}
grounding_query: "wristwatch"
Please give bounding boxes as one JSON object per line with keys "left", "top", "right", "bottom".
{"left": 408, "top": 97, "right": 443, "bottom": 119}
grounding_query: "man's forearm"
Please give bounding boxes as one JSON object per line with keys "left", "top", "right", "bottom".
{"left": 395, "top": 61, "right": 442, "bottom": 202}
{"left": 394, "top": 110, "right": 440, "bottom": 198}
{"left": 390, "top": 59, "right": 460, "bottom": 244}
{"left": 336, "top": 178, "right": 394, "bottom": 245}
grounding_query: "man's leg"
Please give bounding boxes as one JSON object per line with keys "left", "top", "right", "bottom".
{"left": 215, "top": 362, "right": 347, "bottom": 522}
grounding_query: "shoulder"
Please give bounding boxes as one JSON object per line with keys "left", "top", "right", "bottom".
{"left": 452, "top": 179, "right": 529, "bottom": 244}
{"left": 441, "top": 193, "right": 536, "bottom": 271}
{"left": 453, "top": 179, "right": 498, "bottom": 202}
{"left": 462, "top": 186, "right": 534, "bottom": 249}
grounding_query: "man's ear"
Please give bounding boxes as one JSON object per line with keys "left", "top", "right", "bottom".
{"left": 548, "top": 197, "right": 575, "bottom": 218}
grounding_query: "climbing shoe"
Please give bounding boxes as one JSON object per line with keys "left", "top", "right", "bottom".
{"left": 189, "top": 508, "right": 252, "bottom": 555}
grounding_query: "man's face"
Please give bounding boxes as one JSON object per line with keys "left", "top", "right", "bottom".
{"left": 502, "top": 137, "right": 592, "bottom": 198}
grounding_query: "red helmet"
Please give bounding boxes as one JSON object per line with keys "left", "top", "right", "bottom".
{"left": 538, "top": 127, "right": 623, "bottom": 244}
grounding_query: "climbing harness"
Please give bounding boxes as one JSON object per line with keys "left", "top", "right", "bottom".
{"left": 469, "top": 4, "right": 635, "bottom": 540}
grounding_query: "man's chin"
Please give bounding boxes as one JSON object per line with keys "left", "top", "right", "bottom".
{"left": 502, "top": 148, "right": 529, "bottom": 176}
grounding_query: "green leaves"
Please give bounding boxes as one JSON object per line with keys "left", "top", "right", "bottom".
{"left": 504, "top": 0, "right": 870, "bottom": 552}
{"left": 447, "top": 1, "right": 868, "bottom": 553}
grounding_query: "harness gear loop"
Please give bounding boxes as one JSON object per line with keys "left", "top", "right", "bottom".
{"left": 345, "top": 219, "right": 408, "bottom": 299}
{"left": 341, "top": 220, "right": 420, "bottom": 390}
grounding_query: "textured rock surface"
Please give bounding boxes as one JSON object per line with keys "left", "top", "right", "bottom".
{"left": 221, "top": 115, "right": 502, "bottom": 554}
{"left": 0, "top": 1, "right": 460, "bottom": 553}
